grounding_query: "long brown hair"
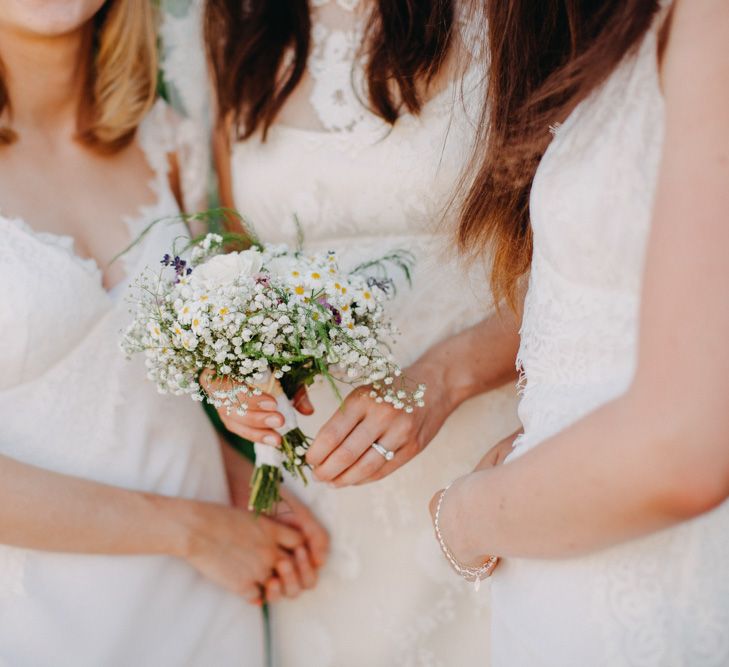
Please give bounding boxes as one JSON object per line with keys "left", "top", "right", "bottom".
{"left": 0, "top": 0, "right": 157, "bottom": 153}
{"left": 458, "top": 1, "right": 661, "bottom": 308}
{"left": 205, "top": 0, "right": 455, "bottom": 140}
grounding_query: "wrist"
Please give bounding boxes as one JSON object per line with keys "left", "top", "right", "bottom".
{"left": 220, "top": 440, "right": 254, "bottom": 500}
{"left": 150, "top": 494, "right": 202, "bottom": 560}
{"left": 407, "top": 352, "right": 477, "bottom": 416}
{"left": 443, "top": 474, "right": 489, "bottom": 565}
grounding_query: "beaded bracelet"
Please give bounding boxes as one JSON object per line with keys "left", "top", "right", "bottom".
{"left": 434, "top": 482, "right": 498, "bottom": 591}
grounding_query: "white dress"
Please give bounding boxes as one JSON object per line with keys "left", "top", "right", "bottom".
{"left": 0, "top": 102, "right": 264, "bottom": 667}
{"left": 493, "top": 7, "right": 729, "bottom": 666}
{"left": 229, "top": 2, "right": 519, "bottom": 665}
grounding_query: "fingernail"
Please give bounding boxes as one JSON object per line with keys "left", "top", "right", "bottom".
{"left": 263, "top": 435, "right": 279, "bottom": 446}
{"left": 265, "top": 415, "right": 283, "bottom": 428}
{"left": 260, "top": 401, "right": 277, "bottom": 411}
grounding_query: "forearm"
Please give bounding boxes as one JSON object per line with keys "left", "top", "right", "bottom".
{"left": 219, "top": 436, "right": 254, "bottom": 502}
{"left": 0, "top": 454, "right": 189, "bottom": 557}
{"left": 411, "top": 309, "right": 520, "bottom": 411}
{"left": 448, "top": 394, "right": 724, "bottom": 560}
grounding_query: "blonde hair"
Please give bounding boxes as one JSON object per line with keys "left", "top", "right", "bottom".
{"left": 0, "top": 0, "right": 158, "bottom": 153}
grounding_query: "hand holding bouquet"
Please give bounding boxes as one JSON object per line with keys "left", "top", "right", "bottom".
{"left": 122, "top": 224, "right": 425, "bottom": 513}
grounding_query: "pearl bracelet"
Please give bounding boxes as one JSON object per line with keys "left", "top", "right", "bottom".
{"left": 434, "top": 482, "right": 498, "bottom": 591}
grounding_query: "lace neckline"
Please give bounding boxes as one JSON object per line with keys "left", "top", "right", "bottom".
{"left": 0, "top": 100, "right": 178, "bottom": 296}
{"left": 264, "top": 0, "right": 484, "bottom": 138}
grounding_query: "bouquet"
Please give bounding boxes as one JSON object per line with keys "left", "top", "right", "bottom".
{"left": 121, "top": 221, "right": 425, "bottom": 513}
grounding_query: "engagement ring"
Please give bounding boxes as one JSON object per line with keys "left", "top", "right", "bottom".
{"left": 371, "top": 442, "right": 395, "bottom": 461}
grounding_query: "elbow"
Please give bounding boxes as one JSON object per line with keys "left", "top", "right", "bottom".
{"left": 656, "top": 439, "right": 729, "bottom": 521}
{"left": 624, "top": 387, "right": 729, "bottom": 521}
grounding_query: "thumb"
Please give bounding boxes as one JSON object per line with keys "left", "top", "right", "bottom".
{"left": 293, "top": 387, "right": 314, "bottom": 415}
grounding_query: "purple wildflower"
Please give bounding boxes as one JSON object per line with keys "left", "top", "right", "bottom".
{"left": 316, "top": 296, "right": 342, "bottom": 325}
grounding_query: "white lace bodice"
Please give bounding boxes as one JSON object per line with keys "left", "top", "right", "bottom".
{"left": 492, "top": 6, "right": 729, "bottom": 667}
{"left": 0, "top": 102, "right": 263, "bottom": 665}
{"left": 513, "top": 20, "right": 666, "bottom": 454}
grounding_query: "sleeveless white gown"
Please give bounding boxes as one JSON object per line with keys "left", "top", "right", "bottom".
{"left": 492, "top": 6, "right": 729, "bottom": 666}
{"left": 229, "top": 2, "right": 519, "bottom": 665}
{"left": 0, "top": 102, "right": 264, "bottom": 666}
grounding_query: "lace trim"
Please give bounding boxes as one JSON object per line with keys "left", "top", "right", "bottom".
{"left": 296, "top": 0, "right": 484, "bottom": 135}
{"left": 0, "top": 214, "right": 103, "bottom": 283}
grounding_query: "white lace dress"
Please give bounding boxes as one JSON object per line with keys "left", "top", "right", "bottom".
{"left": 492, "top": 7, "right": 729, "bottom": 666}
{"left": 229, "top": 2, "right": 520, "bottom": 665}
{"left": 0, "top": 102, "right": 264, "bottom": 666}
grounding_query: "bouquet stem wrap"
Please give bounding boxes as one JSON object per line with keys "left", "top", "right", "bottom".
{"left": 248, "top": 375, "right": 310, "bottom": 514}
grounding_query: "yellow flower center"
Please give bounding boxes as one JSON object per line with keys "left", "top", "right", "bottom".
{"left": 295, "top": 285, "right": 305, "bottom": 295}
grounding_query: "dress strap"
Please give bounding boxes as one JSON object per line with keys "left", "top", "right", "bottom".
{"left": 137, "top": 99, "right": 209, "bottom": 212}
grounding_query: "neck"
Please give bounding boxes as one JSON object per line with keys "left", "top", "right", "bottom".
{"left": 0, "top": 23, "right": 90, "bottom": 135}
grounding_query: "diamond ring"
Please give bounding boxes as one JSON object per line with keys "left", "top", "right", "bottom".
{"left": 371, "top": 442, "right": 395, "bottom": 461}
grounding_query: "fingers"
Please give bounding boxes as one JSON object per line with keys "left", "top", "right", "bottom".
{"left": 306, "top": 391, "right": 368, "bottom": 468}
{"left": 331, "top": 444, "right": 388, "bottom": 487}
{"left": 292, "top": 387, "right": 315, "bottom": 415}
{"left": 276, "top": 489, "right": 331, "bottom": 567}
{"left": 228, "top": 410, "right": 284, "bottom": 436}
{"left": 210, "top": 381, "right": 284, "bottom": 444}
{"left": 264, "top": 547, "right": 318, "bottom": 603}
{"left": 264, "top": 577, "right": 283, "bottom": 604}
{"left": 234, "top": 578, "right": 263, "bottom": 605}
{"left": 276, "top": 557, "right": 301, "bottom": 598}
{"left": 313, "top": 420, "right": 381, "bottom": 482}
{"left": 268, "top": 519, "right": 305, "bottom": 551}
{"left": 221, "top": 421, "right": 282, "bottom": 446}
{"left": 473, "top": 432, "right": 520, "bottom": 472}
{"left": 294, "top": 545, "right": 318, "bottom": 589}
{"left": 293, "top": 508, "right": 330, "bottom": 568}
{"left": 350, "top": 414, "right": 421, "bottom": 486}
{"left": 305, "top": 520, "right": 330, "bottom": 568}
{"left": 353, "top": 451, "right": 407, "bottom": 485}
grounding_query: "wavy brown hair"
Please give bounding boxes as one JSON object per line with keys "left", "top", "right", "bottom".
{"left": 205, "top": 0, "right": 455, "bottom": 140}
{"left": 0, "top": 0, "right": 157, "bottom": 153}
{"left": 458, "top": 1, "right": 662, "bottom": 308}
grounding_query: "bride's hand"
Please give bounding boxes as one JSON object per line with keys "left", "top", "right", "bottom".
{"left": 174, "top": 498, "right": 306, "bottom": 604}
{"left": 306, "top": 362, "right": 455, "bottom": 487}
{"left": 222, "top": 447, "right": 329, "bottom": 603}
{"left": 200, "top": 369, "right": 314, "bottom": 445}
